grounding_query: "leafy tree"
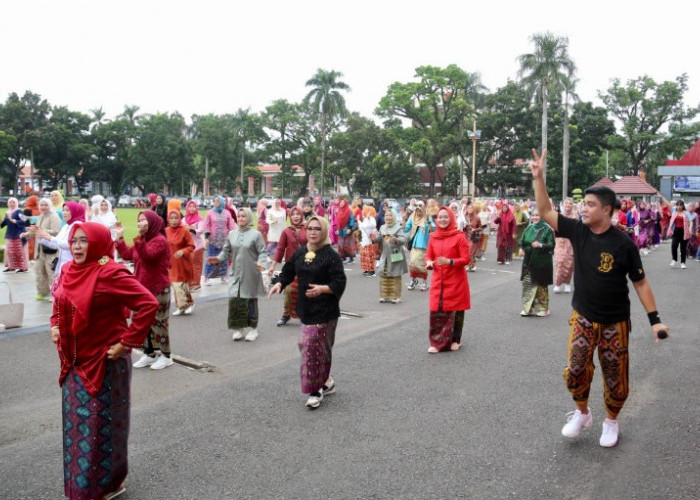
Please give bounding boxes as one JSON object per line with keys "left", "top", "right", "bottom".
{"left": 518, "top": 32, "right": 576, "bottom": 180}
{"left": 91, "top": 118, "right": 136, "bottom": 195}
{"left": 304, "top": 68, "right": 350, "bottom": 196}
{"left": 261, "top": 99, "right": 305, "bottom": 197}
{"left": 232, "top": 109, "right": 267, "bottom": 194}
{"left": 376, "top": 65, "right": 485, "bottom": 196}
{"left": 190, "top": 114, "right": 242, "bottom": 194}
{"left": 546, "top": 101, "right": 616, "bottom": 196}
{"left": 327, "top": 113, "right": 384, "bottom": 198}
{"left": 33, "top": 106, "right": 95, "bottom": 192}
{"left": 128, "top": 112, "right": 192, "bottom": 194}
{"left": 471, "top": 81, "right": 537, "bottom": 196}
{"left": 598, "top": 74, "right": 700, "bottom": 175}
{"left": 0, "top": 91, "right": 51, "bottom": 193}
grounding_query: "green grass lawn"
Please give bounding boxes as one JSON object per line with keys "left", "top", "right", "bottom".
{"left": 0, "top": 208, "right": 262, "bottom": 247}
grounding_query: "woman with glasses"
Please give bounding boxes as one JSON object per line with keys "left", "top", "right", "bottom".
{"left": 268, "top": 216, "right": 347, "bottom": 409}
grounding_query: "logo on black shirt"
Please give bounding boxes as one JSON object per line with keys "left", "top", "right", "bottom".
{"left": 598, "top": 252, "right": 614, "bottom": 272}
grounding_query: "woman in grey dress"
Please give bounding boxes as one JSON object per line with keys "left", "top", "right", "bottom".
{"left": 374, "top": 210, "right": 408, "bottom": 303}
{"left": 207, "top": 208, "right": 268, "bottom": 342}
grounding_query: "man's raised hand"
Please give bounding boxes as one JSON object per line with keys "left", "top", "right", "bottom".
{"left": 530, "top": 148, "right": 547, "bottom": 179}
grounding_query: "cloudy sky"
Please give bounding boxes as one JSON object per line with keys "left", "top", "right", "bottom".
{"left": 3, "top": 0, "right": 698, "bottom": 122}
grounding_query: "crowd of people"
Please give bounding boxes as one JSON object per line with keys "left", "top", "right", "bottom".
{"left": 2, "top": 176, "right": 686, "bottom": 499}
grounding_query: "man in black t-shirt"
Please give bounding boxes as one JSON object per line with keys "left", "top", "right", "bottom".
{"left": 531, "top": 149, "right": 669, "bottom": 448}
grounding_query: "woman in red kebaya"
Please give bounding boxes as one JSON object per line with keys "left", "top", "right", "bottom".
{"left": 115, "top": 211, "right": 174, "bottom": 370}
{"left": 425, "top": 207, "right": 471, "bottom": 353}
{"left": 52, "top": 222, "right": 158, "bottom": 500}
{"left": 268, "top": 206, "right": 307, "bottom": 326}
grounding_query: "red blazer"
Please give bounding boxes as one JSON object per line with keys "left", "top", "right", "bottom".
{"left": 426, "top": 232, "right": 471, "bottom": 312}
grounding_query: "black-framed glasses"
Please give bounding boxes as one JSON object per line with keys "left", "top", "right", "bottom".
{"left": 307, "top": 227, "right": 322, "bottom": 232}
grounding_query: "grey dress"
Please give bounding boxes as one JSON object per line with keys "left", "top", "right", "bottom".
{"left": 374, "top": 224, "right": 408, "bottom": 277}
{"left": 216, "top": 228, "right": 268, "bottom": 298}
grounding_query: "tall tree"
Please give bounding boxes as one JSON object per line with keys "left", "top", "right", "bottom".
{"left": 261, "top": 100, "right": 305, "bottom": 196}
{"left": 598, "top": 74, "right": 700, "bottom": 175}
{"left": 33, "top": 106, "right": 95, "bottom": 192}
{"left": 0, "top": 91, "right": 51, "bottom": 193}
{"left": 128, "top": 112, "right": 192, "bottom": 194}
{"left": 518, "top": 32, "right": 576, "bottom": 181}
{"left": 303, "top": 68, "right": 350, "bottom": 196}
{"left": 376, "top": 65, "right": 484, "bottom": 196}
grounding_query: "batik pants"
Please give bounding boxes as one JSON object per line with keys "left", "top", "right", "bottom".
{"left": 563, "top": 310, "right": 630, "bottom": 418}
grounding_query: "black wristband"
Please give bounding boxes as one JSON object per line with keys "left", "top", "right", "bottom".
{"left": 647, "top": 311, "right": 661, "bottom": 326}
{"left": 450, "top": 259, "right": 454, "bottom": 266}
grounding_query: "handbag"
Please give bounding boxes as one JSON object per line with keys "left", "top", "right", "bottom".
{"left": 40, "top": 243, "right": 58, "bottom": 255}
{"left": 390, "top": 249, "right": 404, "bottom": 262}
{"left": 429, "top": 281, "right": 454, "bottom": 351}
{"left": 0, "top": 282, "right": 24, "bottom": 329}
{"left": 406, "top": 232, "right": 413, "bottom": 251}
{"left": 50, "top": 257, "right": 59, "bottom": 271}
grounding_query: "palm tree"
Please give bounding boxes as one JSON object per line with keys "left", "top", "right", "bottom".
{"left": 118, "top": 104, "right": 141, "bottom": 124}
{"left": 90, "top": 106, "right": 108, "bottom": 129}
{"left": 518, "top": 32, "right": 576, "bottom": 182}
{"left": 303, "top": 69, "right": 350, "bottom": 196}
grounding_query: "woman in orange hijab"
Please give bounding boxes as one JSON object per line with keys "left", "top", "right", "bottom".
{"left": 25, "top": 195, "right": 40, "bottom": 259}
{"left": 52, "top": 222, "right": 158, "bottom": 500}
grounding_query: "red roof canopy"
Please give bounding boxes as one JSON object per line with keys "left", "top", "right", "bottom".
{"left": 666, "top": 138, "right": 700, "bottom": 166}
{"left": 610, "top": 176, "right": 658, "bottom": 195}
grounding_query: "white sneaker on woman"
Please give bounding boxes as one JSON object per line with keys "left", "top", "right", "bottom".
{"left": 245, "top": 329, "right": 259, "bottom": 341}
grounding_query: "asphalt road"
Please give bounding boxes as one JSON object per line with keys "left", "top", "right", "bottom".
{"left": 1, "top": 241, "right": 698, "bottom": 499}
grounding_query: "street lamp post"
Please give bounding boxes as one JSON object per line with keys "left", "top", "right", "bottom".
{"left": 467, "top": 119, "right": 481, "bottom": 200}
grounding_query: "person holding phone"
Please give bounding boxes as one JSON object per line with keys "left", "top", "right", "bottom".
{"left": 23, "top": 198, "right": 62, "bottom": 300}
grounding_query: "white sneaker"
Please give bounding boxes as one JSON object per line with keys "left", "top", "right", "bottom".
{"left": 641, "top": 249, "right": 649, "bottom": 256}
{"left": 232, "top": 330, "right": 244, "bottom": 341}
{"left": 305, "top": 390, "right": 323, "bottom": 409}
{"left": 536, "top": 310, "right": 550, "bottom": 317}
{"left": 184, "top": 305, "right": 194, "bottom": 315}
{"left": 245, "top": 328, "right": 259, "bottom": 341}
{"left": 553, "top": 285, "right": 562, "bottom": 293}
{"left": 563, "top": 284, "right": 572, "bottom": 293}
{"left": 670, "top": 260, "right": 676, "bottom": 267}
{"left": 172, "top": 309, "right": 183, "bottom": 316}
{"left": 521, "top": 310, "right": 531, "bottom": 316}
{"left": 150, "top": 354, "right": 174, "bottom": 370}
{"left": 562, "top": 409, "right": 593, "bottom": 438}
{"left": 133, "top": 354, "right": 158, "bottom": 368}
{"left": 322, "top": 376, "right": 336, "bottom": 395}
{"left": 681, "top": 263, "right": 687, "bottom": 269}
{"left": 407, "top": 278, "right": 418, "bottom": 290}
{"left": 599, "top": 418, "right": 619, "bottom": 447}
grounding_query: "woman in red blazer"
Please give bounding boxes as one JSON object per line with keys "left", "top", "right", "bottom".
{"left": 425, "top": 207, "right": 471, "bottom": 353}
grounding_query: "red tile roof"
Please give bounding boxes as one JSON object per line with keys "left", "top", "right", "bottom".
{"left": 590, "top": 176, "right": 614, "bottom": 188}
{"left": 610, "top": 176, "right": 658, "bottom": 195}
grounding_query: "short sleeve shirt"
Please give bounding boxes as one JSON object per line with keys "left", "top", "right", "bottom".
{"left": 557, "top": 213, "right": 645, "bottom": 324}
